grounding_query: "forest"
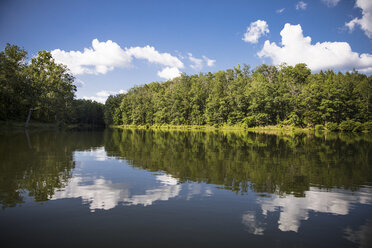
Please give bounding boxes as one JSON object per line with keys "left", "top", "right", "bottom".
{"left": 1, "top": 43, "right": 371, "bottom": 131}
{"left": 0, "top": 44, "right": 105, "bottom": 127}
{"left": 105, "top": 63, "right": 371, "bottom": 132}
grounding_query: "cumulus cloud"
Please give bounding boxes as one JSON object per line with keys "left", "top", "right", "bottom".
{"left": 276, "top": 8, "right": 285, "bottom": 13}
{"left": 242, "top": 20, "right": 270, "bottom": 44}
{"left": 83, "top": 89, "right": 127, "bottom": 103}
{"left": 296, "top": 1, "right": 307, "bottom": 10}
{"left": 258, "top": 23, "right": 372, "bottom": 73}
{"left": 127, "top": 45, "right": 184, "bottom": 69}
{"left": 321, "top": 0, "right": 340, "bottom": 7}
{"left": 51, "top": 39, "right": 184, "bottom": 75}
{"left": 345, "top": 0, "right": 372, "bottom": 38}
{"left": 157, "top": 67, "right": 181, "bottom": 80}
{"left": 52, "top": 39, "right": 132, "bottom": 75}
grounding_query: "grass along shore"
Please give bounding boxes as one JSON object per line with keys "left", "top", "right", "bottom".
{"left": 112, "top": 124, "right": 330, "bottom": 134}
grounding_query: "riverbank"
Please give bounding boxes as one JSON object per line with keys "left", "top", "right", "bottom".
{"left": 0, "top": 121, "right": 105, "bottom": 131}
{"left": 112, "top": 124, "right": 316, "bottom": 134}
{"left": 112, "top": 123, "right": 372, "bottom": 134}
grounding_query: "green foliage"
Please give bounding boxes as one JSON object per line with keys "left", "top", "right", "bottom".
{"left": 0, "top": 44, "right": 29, "bottom": 120}
{"left": 339, "top": 119, "right": 361, "bottom": 132}
{"left": 283, "top": 112, "right": 302, "bottom": 127}
{"left": 69, "top": 99, "right": 105, "bottom": 126}
{"left": 325, "top": 122, "right": 339, "bottom": 132}
{"left": 361, "top": 121, "right": 372, "bottom": 132}
{"left": 1, "top": 44, "right": 370, "bottom": 131}
{"left": 315, "top": 124, "right": 324, "bottom": 132}
{"left": 110, "top": 63, "right": 370, "bottom": 132}
{"left": 26, "top": 50, "right": 76, "bottom": 124}
{"left": 0, "top": 44, "right": 104, "bottom": 127}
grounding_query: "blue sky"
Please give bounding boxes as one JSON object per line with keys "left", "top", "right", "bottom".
{"left": 1, "top": 0, "right": 371, "bottom": 103}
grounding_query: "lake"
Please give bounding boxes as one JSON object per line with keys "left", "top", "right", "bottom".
{"left": 0, "top": 129, "right": 371, "bottom": 247}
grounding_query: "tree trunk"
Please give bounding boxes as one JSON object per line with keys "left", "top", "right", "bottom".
{"left": 55, "top": 113, "right": 59, "bottom": 127}
{"left": 25, "top": 107, "right": 33, "bottom": 129}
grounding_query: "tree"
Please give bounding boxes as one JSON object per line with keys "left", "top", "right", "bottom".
{"left": 26, "top": 51, "right": 76, "bottom": 127}
{"left": 0, "top": 44, "right": 29, "bottom": 121}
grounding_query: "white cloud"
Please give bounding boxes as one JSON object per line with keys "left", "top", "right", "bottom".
{"left": 51, "top": 39, "right": 184, "bottom": 76}
{"left": 258, "top": 23, "right": 372, "bottom": 73}
{"left": 242, "top": 20, "right": 270, "bottom": 44}
{"left": 51, "top": 39, "right": 132, "bottom": 75}
{"left": 345, "top": 0, "right": 372, "bottom": 38}
{"left": 296, "top": 1, "right": 307, "bottom": 10}
{"left": 203, "top": 56, "right": 216, "bottom": 67}
{"left": 276, "top": 8, "right": 285, "bottom": 13}
{"left": 188, "top": 53, "right": 203, "bottom": 70}
{"left": 83, "top": 89, "right": 127, "bottom": 103}
{"left": 157, "top": 67, "right": 181, "bottom": 80}
{"left": 188, "top": 53, "right": 216, "bottom": 70}
{"left": 127, "top": 45, "right": 184, "bottom": 69}
{"left": 321, "top": 0, "right": 340, "bottom": 7}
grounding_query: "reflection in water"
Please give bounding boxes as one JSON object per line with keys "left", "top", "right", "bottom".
{"left": 344, "top": 220, "right": 372, "bottom": 248}
{"left": 242, "top": 187, "right": 372, "bottom": 234}
{"left": 79, "top": 147, "right": 109, "bottom": 161}
{"left": 104, "top": 129, "right": 372, "bottom": 196}
{"left": 0, "top": 131, "right": 104, "bottom": 208}
{"left": 1, "top": 129, "right": 371, "bottom": 247}
{"left": 52, "top": 146, "right": 182, "bottom": 211}
{"left": 242, "top": 211, "right": 265, "bottom": 235}
{"left": 259, "top": 187, "right": 372, "bottom": 232}
{"left": 52, "top": 174, "right": 181, "bottom": 211}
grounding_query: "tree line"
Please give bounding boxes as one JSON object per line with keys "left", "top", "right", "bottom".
{"left": 0, "top": 44, "right": 104, "bottom": 127}
{"left": 105, "top": 64, "right": 371, "bottom": 131}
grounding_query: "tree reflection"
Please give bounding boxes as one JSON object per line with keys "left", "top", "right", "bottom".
{"left": 1, "top": 129, "right": 371, "bottom": 209}
{"left": 104, "top": 129, "right": 372, "bottom": 196}
{"left": 0, "top": 130, "right": 104, "bottom": 208}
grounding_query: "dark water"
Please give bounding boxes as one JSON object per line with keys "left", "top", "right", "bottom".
{"left": 0, "top": 129, "right": 371, "bottom": 248}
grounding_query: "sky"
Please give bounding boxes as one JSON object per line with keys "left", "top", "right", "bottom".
{"left": 1, "top": 0, "right": 371, "bottom": 103}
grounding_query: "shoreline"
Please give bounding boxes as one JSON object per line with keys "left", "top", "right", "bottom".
{"left": 112, "top": 124, "right": 319, "bottom": 134}
{"left": 0, "top": 121, "right": 105, "bottom": 131}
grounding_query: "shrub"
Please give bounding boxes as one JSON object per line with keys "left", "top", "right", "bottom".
{"left": 242, "top": 116, "right": 255, "bottom": 127}
{"left": 287, "top": 112, "right": 302, "bottom": 127}
{"left": 339, "top": 119, "right": 360, "bottom": 132}
{"left": 315, "top": 124, "right": 324, "bottom": 132}
{"left": 353, "top": 122, "right": 362, "bottom": 132}
{"left": 362, "top": 121, "right": 372, "bottom": 132}
{"left": 255, "top": 113, "right": 270, "bottom": 126}
{"left": 325, "top": 122, "right": 338, "bottom": 132}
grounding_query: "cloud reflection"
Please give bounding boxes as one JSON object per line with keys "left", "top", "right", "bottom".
{"left": 256, "top": 187, "right": 372, "bottom": 232}
{"left": 242, "top": 211, "right": 265, "bottom": 235}
{"left": 52, "top": 174, "right": 181, "bottom": 211}
{"left": 344, "top": 220, "right": 372, "bottom": 248}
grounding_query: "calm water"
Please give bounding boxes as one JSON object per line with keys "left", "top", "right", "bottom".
{"left": 0, "top": 129, "right": 371, "bottom": 248}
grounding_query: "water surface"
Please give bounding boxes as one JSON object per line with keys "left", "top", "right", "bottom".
{"left": 0, "top": 129, "right": 371, "bottom": 247}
